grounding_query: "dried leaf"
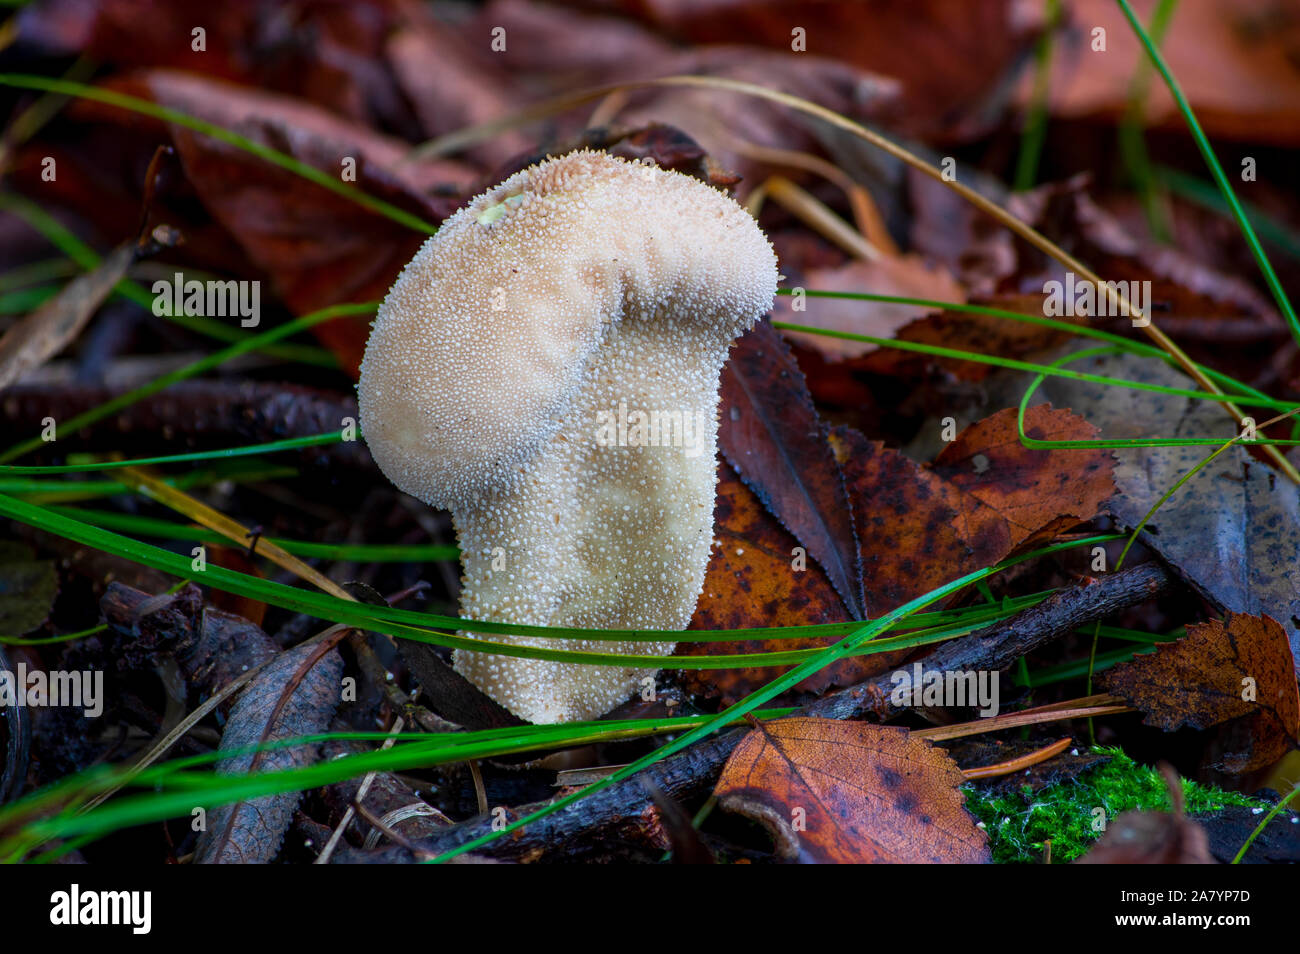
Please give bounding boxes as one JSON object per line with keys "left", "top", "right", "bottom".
{"left": 195, "top": 640, "right": 344, "bottom": 864}
{"left": 680, "top": 467, "right": 856, "bottom": 703}
{"left": 1100, "top": 612, "right": 1299, "bottom": 775}
{"left": 0, "top": 242, "right": 134, "bottom": 390}
{"left": 1076, "top": 766, "right": 1215, "bottom": 864}
{"left": 1035, "top": 349, "right": 1300, "bottom": 671}
{"left": 775, "top": 256, "right": 967, "bottom": 360}
{"left": 687, "top": 405, "right": 1113, "bottom": 704}
{"left": 834, "top": 405, "right": 1115, "bottom": 613}
{"left": 625, "top": 0, "right": 1041, "bottom": 140}
{"left": 714, "top": 717, "right": 989, "bottom": 863}
{"left": 1028, "top": 0, "right": 1300, "bottom": 146}
{"left": 720, "top": 320, "right": 864, "bottom": 617}
{"left": 84, "top": 70, "right": 468, "bottom": 373}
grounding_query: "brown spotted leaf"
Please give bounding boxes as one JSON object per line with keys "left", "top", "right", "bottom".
{"left": 680, "top": 467, "right": 860, "bottom": 704}
{"left": 720, "top": 320, "right": 864, "bottom": 618}
{"left": 932, "top": 405, "right": 1117, "bottom": 556}
{"left": 714, "top": 718, "right": 989, "bottom": 863}
{"left": 688, "top": 405, "right": 1113, "bottom": 704}
{"left": 1100, "top": 612, "right": 1300, "bottom": 775}
{"left": 834, "top": 404, "right": 1115, "bottom": 614}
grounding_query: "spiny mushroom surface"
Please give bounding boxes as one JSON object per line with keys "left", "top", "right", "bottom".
{"left": 358, "top": 149, "right": 777, "bottom": 723}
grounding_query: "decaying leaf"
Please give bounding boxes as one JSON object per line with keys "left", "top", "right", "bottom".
{"left": 680, "top": 467, "right": 857, "bottom": 703}
{"left": 1076, "top": 764, "right": 1215, "bottom": 864}
{"left": 714, "top": 717, "right": 989, "bottom": 863}
{"left": 0, "top": 242, "right": 135, "bottom": 391}
{"left": 195, "top": 640, "right": 344, "bottom": 864}
{"left": 77, "top": 70, "right": 468, "bottom": 373}
{"left": 834, "top": 404, "right": 1115, "bottom": 613}
{"left": 720, "top": 319, "right": 864, "bottom": 617}
{"left": 686, "top": 404, "right": 1114, "bottom": 705}
{"left": 1100, "top": 612, "right": 1300, "bottom": 776}
{"left": 774, "top": 255, "right": 967, "bottom": 359}
{"left": 1034, "top": 349, "right": 1300, "bottom": 671}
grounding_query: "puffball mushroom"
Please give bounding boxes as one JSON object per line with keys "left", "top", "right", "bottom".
{"left": 358, "top": 149, "right": 777, "bottom": 723}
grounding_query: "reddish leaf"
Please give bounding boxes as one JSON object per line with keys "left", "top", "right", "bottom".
{"left": 932, "top": 405, "right": 1117, "bottom": 555}
{"left": 834, "top": 405, "right": 1116, "bottom": 615}
{"left": 86, "top": 71, "right": 471, "bottom": 373}
{"left": 714, "top": 717, "right": 989, "bottom": 863}
{"left": 680, "top": 467, "right": 864, "bottom": 704}
{"left": 720, "top": 320, "right": 864, "bottom": 617}
{"left": 688, "top": 405, "right": 1113, "bottom": 704}
{"left": 1026, "top": 0, "right": 1300, "bottom": 146}
{"left": 775, "top": 256, "right": 967, "bottom": 360}
{"left": 1100, "top": 612, "right": 1300, "bottom": 775}
{"left": 623, "top": 0, "right": 1042, "bottom": 140}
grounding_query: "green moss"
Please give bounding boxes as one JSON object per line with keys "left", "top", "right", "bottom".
{"left": 963, "top": 747, "right": 1267, "bottom": 863}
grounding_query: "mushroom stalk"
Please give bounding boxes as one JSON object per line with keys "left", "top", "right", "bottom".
{"left": 358, "top": 150, "right": 777, "bottom": 723}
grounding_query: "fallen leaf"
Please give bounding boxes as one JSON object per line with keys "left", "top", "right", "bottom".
{"left": 1034, "top": 349, "right": 1300, "bottom": 672}
{"left": 0, "top": 241, "right": 134, "bottom": 390}
{"left": 1101, "top": 612, "right": 1299, "bottom": 776}
{"left": 1076, "top": 764, "right": 1215, "bottom": 864}
{"left": 80, "top": 70, "right": 470, "bottom": 373}
{"left": 1025, "top": 0, "right": 1300, "bottom": 146}
{"left": 686, "top": 405, "right": 1114, "bottom": 704}
{"left": 720, "top": 319, "right": 864, "bottom": 617}
{"left": 680, "top": 467, "right": 858, "bottom": 704}
{"left": 853, "top": 296, "right": 1073, "bottom": 383}
{"left": 775, "top": 255, "right": 967, "bottom": 359}
{"left": 625, "top": 0, "right": 1042, "bottom": 140}
{"left": 834, "top": 404, "right": 1115, "bottom": 612}
{"left": 714, "top": 717, "right": 989, "bottom": 863}
{"left": 195, "top": 639, "right": 344, "bottom": 864}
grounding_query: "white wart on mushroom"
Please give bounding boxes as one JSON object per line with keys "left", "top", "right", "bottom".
{"left": 359, "top": 150, "right": 778, "bottom": 723}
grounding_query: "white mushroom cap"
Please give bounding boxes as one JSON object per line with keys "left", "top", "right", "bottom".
{"left": 357, "top": 149, "right": 777, "bottom": 510}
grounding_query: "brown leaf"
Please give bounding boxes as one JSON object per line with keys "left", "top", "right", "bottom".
{"left": 83, "top": 70, "right": 470, "bottom": 374}
{"left": 853, "top": 296, "right": 1073, "bottom": 383}
{"left": 1076, "top": 765, "right": 1216, "bottom": 864}
{"left": 834, "top": 405, "right": 1116, "bottom": 613}
{"left": 680, "top": 467, "right": 858, "bottom": 704}
{"left": 1099, "top": 612, "right": 1300, "bottom": 775}
{"left": 1027, "top": 0, "right": 1300, "bottom": 146}
{"left": 687, "top": 405, "right": 1113, "bottom": 704}
{"left": 932, "top": 405, "right": 1117, "bottom": 555}
{"left": 625, "top": 0, "right": 1042, "bottom": 140}
{"left": 1034, "top": 350, "right": 1300, "bottom": 674}
{"left": 714, "top": 717, "right": 989, "bottom": 863}
{"left": 720, "top": 320, "right": 864, "bottom": 617}
{"left": 464, "top": 1, "right": 902, "bottom": 187}
{"left": 25, "top": 0, "right": 422, "bottom": 132}
{"left": 0, "top": 242, "right": 134, "bottom": 390}
{"left": 195, "top": 640, "right": 345, "bottom": 864}
{"left": 775, "top": 256, "right": 967, "bottom": 360}
{"left": 832, "top": 427, "right": 974, "bottom": 615}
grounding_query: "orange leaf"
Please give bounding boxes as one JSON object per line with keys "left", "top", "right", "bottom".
{"left": 714, "top": 717, "right": 989, "bottom": 863}
{"left": 680, "top": 468, "right": 863, "bottom": 703}
{"left": 1100, "top": 611, "right": 1300, "bottom": 775}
